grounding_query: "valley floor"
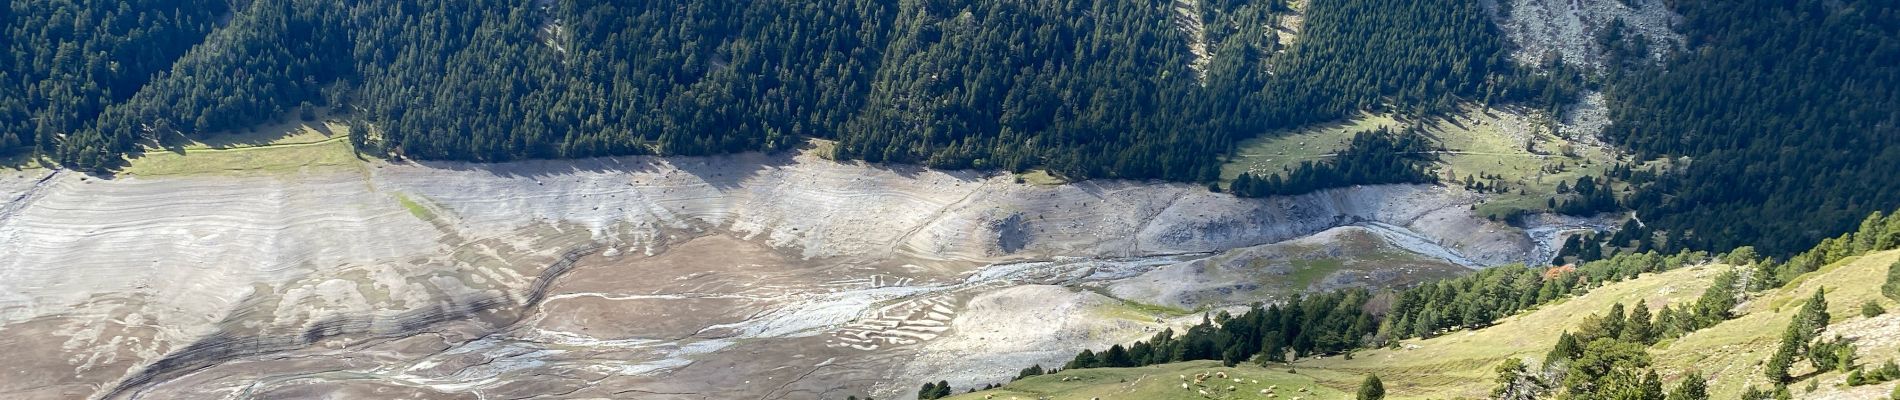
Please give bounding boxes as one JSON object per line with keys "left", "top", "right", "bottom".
{"left": 0, "top": 142, "right": 1583, "bottom": 399}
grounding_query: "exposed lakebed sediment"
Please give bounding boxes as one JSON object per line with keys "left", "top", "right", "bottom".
{"left": 0, "top": 151, "right": 1569, "bottom": 399}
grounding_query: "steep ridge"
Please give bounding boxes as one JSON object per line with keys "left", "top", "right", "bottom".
{"left": 0, "top": 151, "right": 1553, "bottom": 399}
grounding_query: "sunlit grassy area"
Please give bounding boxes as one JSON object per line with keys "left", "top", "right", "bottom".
{"left": 806, "top": 138, "right": 839, "bottom": 160}
{"left": 946, "top": 360, "right": 1350, "bottom": 400}
{"left": 1213, "top": 228, "right": 1469, "bottom": 294}
{"left": 1649, "top": 250, "right": 1900, "bottom": 399}
{"left": 120, "top": 120, "right": 364, "bottom": 177}
{"left": 0, "top": 154, "right": 49, "bottom": 171}
{"left": 1422, "top": 107, "right": 1628, "bottom": 219}
{"left": 1219, "top": 105, "right": 1648, "bottom": 219}
{"left": 393, "top": 192, "right": 436, "bottom": 222}
{"left": 1222, "top": 113, "right": 1398, "bottom": 182}
{"left": 1297, "top": 264, "right": 1724, "bottom": 399}
{"left": 1015, "top": 170, "right": 1068, "bottom": 186}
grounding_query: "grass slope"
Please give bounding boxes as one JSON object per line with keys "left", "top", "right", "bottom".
{"left": 955, "top": 250, "right": 1900, "bottom": 399}
{"left": 1650, "top": 250, "right": 1900, "bottom": 399}
{"left": 1222, "top": 113, "right": 1397, "bottom": 182}
{"left": 121, "top": 120, "right": 364, "bottom": 177}
{"left": 1221, "top": 106, "right": 1640, "bottom": 219}
{"left": 944, "top": 360, "right": 1348, "bottom": 400}
{"left": 1298, "top": 264, "right": 1723, "bottom": 399}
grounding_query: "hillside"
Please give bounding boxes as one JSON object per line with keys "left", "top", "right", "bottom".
{"left": 3, "top": 0, "right": 1539, "bottom": 184}
{"left": 5, "top": 0, "right": 1894, "bottom": 260}
{"left": 952, "top": 250, "right": 1900, "bottom": 399}
{"left": 944, "top": 361, "right": 1350, "bottom": 400}
{"left": 4, "top": 0, "right": 1899, "bottom": 399}
{"left": 1601, "top": 0, "right": 1900, "bottom": 256}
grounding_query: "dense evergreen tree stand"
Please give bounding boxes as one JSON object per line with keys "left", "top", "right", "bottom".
{"left": 3, "top": 0, "right": 1541, "bottom": 184}
{"left": 1604, "top": 0, "right": 1900, "bottom": 257}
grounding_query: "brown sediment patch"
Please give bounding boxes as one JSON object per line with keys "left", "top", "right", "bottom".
{"left": 535, "top": 297, "right": 761, "bottom": 340}
{"left": 0, "top": 316, "right": 127, "bottom": 400}
{"left": 0, "top": 296, "right": 175, "bottom": 400}
{"left": 554, "top": 233, "right": 833, "bottom": 295}
{"left": 577, "top": 334, "right": 903, "bottom": 400}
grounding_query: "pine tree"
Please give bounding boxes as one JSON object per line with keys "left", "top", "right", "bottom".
{"left": 1834, "top": 343, "right": 1857, "bottom": 372}
{"left": 1413, "top": 310, "right": 1438, "bottom": 338}
{"left": 1792, "top": 289, "right": 1831, "bottom": 341}
{"left": 1547, "top": 332, "right": 1581, "bottom": 364}
{"left": 1602, "top": 303, "right": 1628, "bottom": 340}
{"left": 1104, "top": 345, "right": 1132, "bottom": 368}
{"left": 1640, "top": 370, "right": 1666, "bottom": 400}
{"left": 1751, "top": 260, "right": 1782, "bottom": 291}
{"left": 1015, "top": 365, "right": 1044, "bottom": 380}
{"left": 1724, "top": 246, "right": 1759, "bottom": 266}
{"left": 347, "top": 119, "right": 371, "bottom": 154}
{"left": 1765, "top": 324, "right": 1801, "bottom": 383}
{"left": 1066, "top": 349, "right": 1099, "bottom": 370}
{"left": 1667, "top": 373, "right": 1709, "bottom": 400}
{"left": 918, "top": 382, "right": 938, "bottom": 400}
{"left": 1492, "top": 358, "right": 1543, "bottom": 400}
{"left": 1622, "top": 303, "right": 1654, "bottom": 344}
{"left": 1741, "top": 386, "right": 1773, "bottom": 400}
{"left": 1885, "top": 260, "right": 1900, "bottom": 301}
{"left": 1692, "top": 270, "right": 1741, "bottom": 324}
{"left": 1357, "top": 374, "right": 1386, "bottom": 400}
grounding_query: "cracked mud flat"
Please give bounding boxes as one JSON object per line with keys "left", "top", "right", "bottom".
{"left": 0, "top": 151, "right": 1570, "bottom": 399}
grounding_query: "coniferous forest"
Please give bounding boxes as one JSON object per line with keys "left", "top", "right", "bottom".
{"left": 0, "top": 0, "right": 1894, "bottom": 258}
{"left": 1601, "top": 0, "right": 1900, "bottom": 257}
{"left": 2, "top": 0, "right": 1528, "bottom": 182}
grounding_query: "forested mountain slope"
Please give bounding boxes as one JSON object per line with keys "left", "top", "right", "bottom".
{"left": 1602, "top": 0, "right": 1900, "bottom": 258}
{"left": 0, "top": 0, "right": 230, "bottom": 159}
{"left": 4, "top": 0, "right": 1541, "bottom": 183}
{"left": 1, "top": 0, "right": 1894, "bottom": 258}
